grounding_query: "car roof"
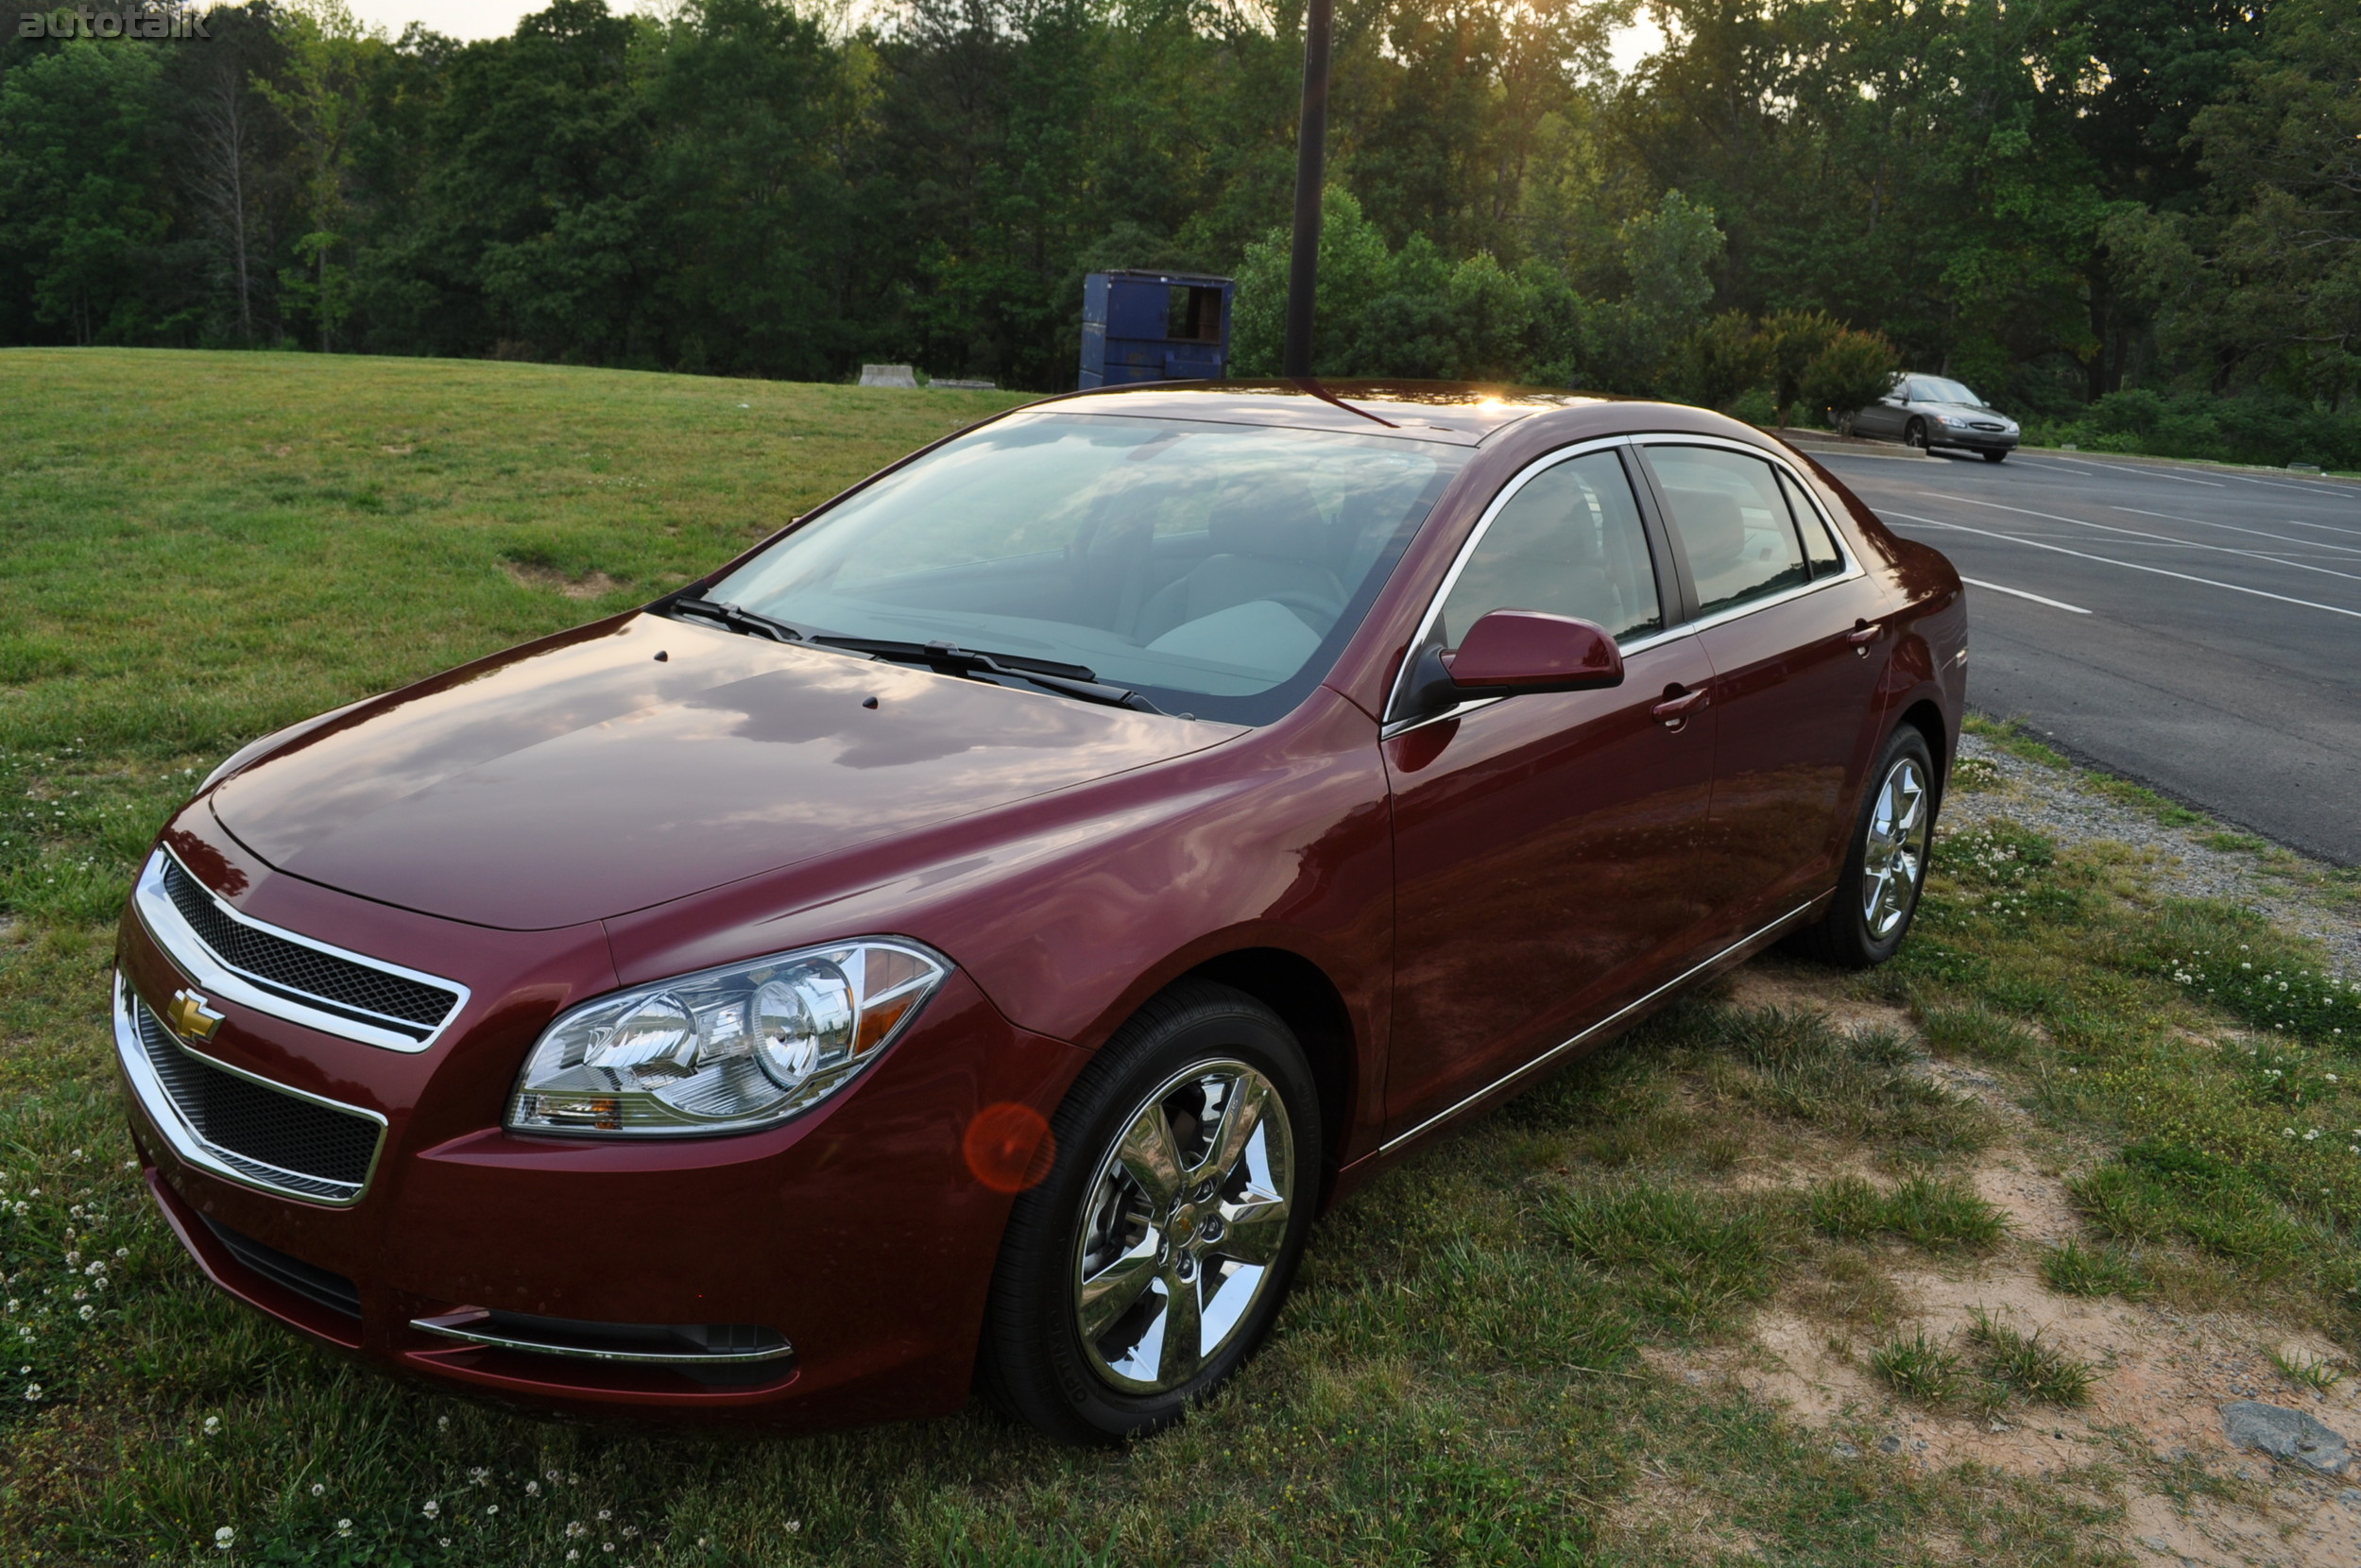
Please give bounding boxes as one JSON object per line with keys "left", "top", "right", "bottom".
{"left": 1025, "top": 380, "right": 1617, "bottom": 447}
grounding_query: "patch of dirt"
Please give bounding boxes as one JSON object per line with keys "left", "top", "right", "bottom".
{"left": 1668, "top": 958, "right": 2361, "bottom": 1566}
{"left": 1722, "top": 963, "right": 1917, "bottom": 1037}
{"left": 502, "top": 562, "right": 621, "bottom": 599}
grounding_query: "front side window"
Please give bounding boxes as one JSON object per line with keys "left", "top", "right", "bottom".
{"left": 709, "top": 414, "right": 1465, "bottom": 724}
{"left": 1431, "top": 450, "right": 1663, "bottom": 649}
{"left": 1646, "top": 446, "right": 1810, "bottom": 617}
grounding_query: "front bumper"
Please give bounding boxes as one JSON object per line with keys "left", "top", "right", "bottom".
{"left": 118, "top": 877, "right": 1087, "bottom": 1425}
{"left": 1930, "top": 425, "right": 2018, "bottom": 453}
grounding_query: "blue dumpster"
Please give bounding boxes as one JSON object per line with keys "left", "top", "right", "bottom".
{"left": 1079, "top": 270, "right": 1236, "bottom": 389}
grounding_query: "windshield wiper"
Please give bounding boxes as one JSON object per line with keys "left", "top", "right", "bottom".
{"left": 811, "top": 636, "right": 1165, "bottom": 714}
{"left": 664, "top": 595, "right": 810, "bottom": 645}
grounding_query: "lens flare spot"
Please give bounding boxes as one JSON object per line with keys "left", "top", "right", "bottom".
{"left": 964, "top": 1102, "right": 1054, "bottom": 1193}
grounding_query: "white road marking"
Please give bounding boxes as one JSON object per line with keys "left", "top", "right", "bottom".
{"left": 2012, "top": 456, "right": 2110, "bottom": 476}
{"left": 1918, "top": 492, "right": 2361, "bottom": 587}
{"left": 1880, "top": 510, "right": 2361, "bottom": 622}
{"left": 2113, "top": 504, "right": 2361, "bottom": 557}
{"left": 1959, "top": 577, "right": 2091, "bottom": 613}
{"left": 2064, "top": 460, "right": 2226, "bottom": 487}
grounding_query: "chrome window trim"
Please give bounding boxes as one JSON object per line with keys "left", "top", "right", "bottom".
{"left": 408, "top": 1310, "right": 797, "bottom": 1367}
{"left": 113, "top": 972, "right": 388, "bottom": 1208}
{"left": 1378, "top": 897, "right": 1820, "bottom": 1154}
{"left": 132, "top": 847, "right": 469, "bottom": 1054}
{"left": 1380, "top": 432, "right": 1873, "bottom": 736}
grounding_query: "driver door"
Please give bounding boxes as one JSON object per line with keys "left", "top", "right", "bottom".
{"left": 1382, "top": 445, "right": 1722, "bottom": 1143}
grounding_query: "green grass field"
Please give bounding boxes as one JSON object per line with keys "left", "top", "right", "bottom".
{"left": 6, "top": 349, "right": 2361, "bottom": 1566}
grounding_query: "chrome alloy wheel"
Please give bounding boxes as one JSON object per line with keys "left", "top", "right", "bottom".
{"left": 1070, "top": 1060, "right": 1294, "bottom": 1395}
{"left": 1860, "top": 755, "right": 1931, "bottom": 939}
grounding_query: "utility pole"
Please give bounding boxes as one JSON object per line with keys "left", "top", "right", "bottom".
{"left": 1280, "top": 0, "right": 1333, "bottom": 379}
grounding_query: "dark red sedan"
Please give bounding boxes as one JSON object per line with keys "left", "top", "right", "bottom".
{"left": 115, "top": 383, "right": 1962, "bottom": 1442}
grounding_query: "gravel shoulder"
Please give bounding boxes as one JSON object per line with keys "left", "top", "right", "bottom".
{"left": 1942, "top": 726, "right": 2360, "bottom": 982}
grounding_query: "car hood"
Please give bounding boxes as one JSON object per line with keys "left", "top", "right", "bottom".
{"left": 210, "top": 613, "right": 1241, "bottom": 929}
{"left": 1927, "top": 401, "right": 2015, "bottom": 424}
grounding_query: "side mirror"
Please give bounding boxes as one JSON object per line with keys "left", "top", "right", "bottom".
{"left": 1444, "top": 610, "right": 1623, "bottom": 694}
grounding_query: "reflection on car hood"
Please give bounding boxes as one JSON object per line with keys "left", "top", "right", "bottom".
{"left": 1927, "top": 401, "right": 2015, "bottom": 423}
{"left": 210, "top": 614, "right": 1239, "bottom": 929}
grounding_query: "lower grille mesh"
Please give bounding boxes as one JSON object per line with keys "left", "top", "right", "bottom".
{"left": 132, "top": 1001, "right": 382, "bottom": 1201}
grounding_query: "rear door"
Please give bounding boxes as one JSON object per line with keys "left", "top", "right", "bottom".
{"left": 1637, "top": 441, "right": 1894, "bottom": 937}
{"left": 1381, "top": 443, "right": 1720, "bottom": 1144}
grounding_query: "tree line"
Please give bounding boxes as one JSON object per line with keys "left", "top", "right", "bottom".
{"left": 2, "top": 0, "right": 2354, "bottom": 463}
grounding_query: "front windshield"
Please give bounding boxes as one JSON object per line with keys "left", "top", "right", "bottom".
{"left": 1917, "top": 377, "right": 1984, "bottom": 407}
{"left": 709, "top": 413, "right": 1465, "bottom": 724}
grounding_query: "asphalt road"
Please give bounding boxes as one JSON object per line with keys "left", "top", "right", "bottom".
{"left": 1809, "top": 445, "right": 2361, "bottom": 865}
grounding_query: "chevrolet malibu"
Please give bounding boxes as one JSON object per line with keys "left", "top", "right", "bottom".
{"left": 115, "top": 382, "right": 1964, "bottom": 1443}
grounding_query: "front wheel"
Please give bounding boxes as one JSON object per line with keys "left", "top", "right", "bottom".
{"left": 976, "top": 981, "right": 1320, "bottom": 1443}
{"left": 1905, "top": 418, "right": 1930, "bottom": 452}
{"left": 1787, "top": 725, "right": 1936, "bottom": 969}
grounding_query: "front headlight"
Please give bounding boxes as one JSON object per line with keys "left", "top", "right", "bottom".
{"left": 1938, "top": 414, "right": 1969, "bottom": 427}
{"left": 505, "top": 939, "right": 949, "bottom": 1137}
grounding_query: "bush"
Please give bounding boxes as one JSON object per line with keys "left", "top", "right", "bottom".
{"left": 1799, "top": 329, "right": 1903, "bottom": 433}
{"left": 2035, "top": 388, "right": 2361, "bottom": 470}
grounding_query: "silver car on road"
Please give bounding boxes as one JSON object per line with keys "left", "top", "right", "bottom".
{"left": 1853, "top": 374, "right": 2020, "bottom": 462}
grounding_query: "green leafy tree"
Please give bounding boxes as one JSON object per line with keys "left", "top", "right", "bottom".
{"left": 0, "top": 42, "right": 167, "bottom": 345}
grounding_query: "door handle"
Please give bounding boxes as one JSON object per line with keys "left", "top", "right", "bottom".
{"left": 1651, "top": 687, "right": 1708, "bottom": 727}
{"left": 1846, "top": 620, "right": 1882, "bottom": 653}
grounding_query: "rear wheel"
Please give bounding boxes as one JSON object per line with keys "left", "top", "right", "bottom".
{"left": 1788, "top": 725, "right": 1936, "bottom": 969}
{"left": 1982, "top": 450, "right": 2008, "bottom": 464}
{"left": 977, "top": 981, "right": 1320, "bottom": 1444}
{"left": 1905, "top": 418, "right": 1930, "bottom": 452}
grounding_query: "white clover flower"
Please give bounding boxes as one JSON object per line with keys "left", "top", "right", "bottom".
{"left": 77, "top": 1304, "right": 93, "bottom": 1321}
{"left": 23, "top": 1384, "right": 40, "bottom": 1400}
{"left": 526, "top": 1481, "right": 540, "bottom": 1496}
{"left": 335, "top": 1520, "right": 351, "bottom": 1538}
{"left": 203, "top": 1415, "right": 220, "bottom": 1435}
{"left": 421, "top": 1500, "right": 439, "bottom": 1519}
{"left": 485, "top": 1505, "right": 498, "bottom": 1517}
{"left": 214, "top": 1525, "right": 233, "bottom": 1550}
{"left": 311, "top": 1483, "right": 325, "bottom": 1497}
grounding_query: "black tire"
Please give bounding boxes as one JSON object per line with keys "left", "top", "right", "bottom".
{"left": 1787, "top": 725, "right": 1937, "bottom": 969}
{"left": 976, "top": 980, "right": 1322, "bottom": 1444}
{"left": 1905, "top": 418, "right": 1930, "bottom": 452}
{"left": 1982, "top": 450, "right": 2008, "bottom": 464}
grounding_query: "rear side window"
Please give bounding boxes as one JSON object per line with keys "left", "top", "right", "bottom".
{"left": 1646, "top": 446, "right": 1809, "bottom": 616}
{"left": 1434, "top": 450, "right": 1663, "bottom": 646}
{"left": 1779, "top": 469, "right": 1845, "bottom": 577}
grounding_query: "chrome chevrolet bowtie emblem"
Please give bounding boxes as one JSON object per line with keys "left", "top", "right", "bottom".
{"left": 165, "top": 988, "right": 224, "bottom": 1044}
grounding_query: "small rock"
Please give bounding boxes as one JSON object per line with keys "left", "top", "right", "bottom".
{"left": 1831, "top": 1441, "right": 1859, "bottom": 1458}
{"left": 1878, "top": 1435, "right": 1903, "bottom": 1455}
{"left": 2221, "top": 1401, "right": 2352, "bottom": 1475}
{"left": 2338, "top": 1488, "right": 2361, "bottom": 1507}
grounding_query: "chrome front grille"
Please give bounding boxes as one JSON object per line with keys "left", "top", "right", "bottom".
{"left": 161, "top": 858, "right": 454, "bottom": 1028}
{"left": 116, "top": 975, "right": 385, "bottom": 1205}
{"left": 132, "top": 848, "right": 467, "bottom": 1052}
